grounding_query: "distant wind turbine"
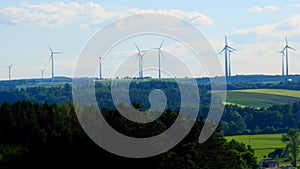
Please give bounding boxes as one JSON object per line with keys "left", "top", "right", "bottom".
{"left": 153, "top": 40, "right": 165, "bottom": 79}
{"left": 219, "top": 36, "right": 236, "bottom": 79}
{"left": 40, "top": 69, "right": 46, "bottom": 79}
{"left": 281, "top": 37, "right": 295, "bottom": 76}
{"left": 7, "top": 65, "right": 12, "bottom": 81}
{"left": 99, "top": 56, "right": 103, "bottom": 80}
{"left": 134, "top": 42, "right": 147, "bottom": 79}
{"left": 278, "top": 51, "right": 285, "bottom": 76}
{"left": 47, "top": 44, "right": 62, "bottom": 82}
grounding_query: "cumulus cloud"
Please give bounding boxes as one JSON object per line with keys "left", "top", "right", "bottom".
{"left": 0, "top": 2, "right": 214, "bottom": 28}
{"left": 248, "top": 5, "right": 278, "bottom": 13}
{"left": 233, "top": 14, "right": 300, "bottom": 38}
{"left": 265, "top": 5, "right": 278, "bottom": 12}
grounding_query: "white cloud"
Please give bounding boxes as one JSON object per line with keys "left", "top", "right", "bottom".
{"left": 249, "top": 6, "right": 263, "bottom": 13}
{"left": 0, "top": 2, "right": 214, "bottom": 28}
{"left": 248, "top": 5, "right": 278, "bottom": 13}
{"left": 265, "top": 5, "right": 278, "bottom": 12}
{"left": 233, "top": 14, "right": 300, "bottom": 38}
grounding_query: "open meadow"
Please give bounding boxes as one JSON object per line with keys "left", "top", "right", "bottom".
{"left": 226, "top": 134, "right": 285, "bottom": 161}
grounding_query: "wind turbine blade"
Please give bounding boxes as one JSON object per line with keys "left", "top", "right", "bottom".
{"left": 134, "top": 42, "right": 141, "bottom": 52}
{"left": 229, "top": 49, "right": 235, "bottom": 54}
{"left": 160, "top": 50, "right": 164, "bottom": 58}
{"left": 227, "top": 46, "right": 236, "bottom": 51}
{"left": 48, "top": 54, "right": 52, "bottom": 63}
{"left": 225, "top": 35, "right": 228, "bottom": 45}
{"left": 288, "top": 46, "right": 296, "bottom": 51}
{"left": 281, "top": 47, "right": 287, "bottom": 52}
{"left": 219, "top": 47, "right": 226, "bottom": 54}
{"left": 53, "top": 52, "right": 62, "bottom": 54}
{"left": 47, "top": 44, "right": 53, "bottom": 53}
{"left": 159, "top": 39, "right": 165, "bottom": 49}
{"left": 285, "top": 36, "right": 288, "bottom": 45}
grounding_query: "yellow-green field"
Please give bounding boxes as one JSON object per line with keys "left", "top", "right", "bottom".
{"left": 226, "top": 134, "right": 285, "bottom": 161}
{"left": 234, "top": 89, "right": 300, "bottom": 98}
{"left": 214, "top": 89, "right": 300, "bottom": 108}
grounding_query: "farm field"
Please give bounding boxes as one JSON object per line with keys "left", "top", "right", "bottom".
{"left": 214, "top": 89, "right": 300, "bottom": 108}
{"left": 226, "top": 134, "right": 285, "bottom": 161}
{"left": 234, "top": 89, "right": 300, "bottom": 98}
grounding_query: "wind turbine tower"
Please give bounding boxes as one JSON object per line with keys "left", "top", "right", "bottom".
{"left": 278, "top": 51, "right": 285, "bottom": 76}
{"left": 7, "top": 65, "right": 12, "bottom": 81}
{"left": 47, "top": 44, "right": 62, "bottom": 82}
{"left": 281, "top": 37, "right": 295, "bottom": 76}
{"left": 153, "top": 40, "right": 165, "bottom": 79}
{"left": 134, "top": 43, "right": 146, "bottom": 79}
{"left": 219, "top": 36, "right": 236, "bottom": 79}
{"left": 99, "top": 56, "right": 103, "bottom": 80}
{"left": 40, "top": 69, "right": 46, "bottom": 79}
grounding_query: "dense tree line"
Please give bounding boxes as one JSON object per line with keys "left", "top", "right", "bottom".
{"left": 0, "top": 81, "right": 211, "bottom": 110}
{"left": 0, "top": 101, "right": 257, "bottom": 169}
{"left": 222, "top": 102, "right": 300, "bottom": 135}
{"left": 227, "top": 81, "right": 300, "bottom": 90}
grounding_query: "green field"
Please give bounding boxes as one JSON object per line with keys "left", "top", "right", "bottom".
{"left": 226, "top": 134, "right": 285, "bottom": 161}
{"left": 214, "top": 89, "right": 300, "bottom": 108}
{"left": 234, "top": 89, "right": 300, "bottom": 98}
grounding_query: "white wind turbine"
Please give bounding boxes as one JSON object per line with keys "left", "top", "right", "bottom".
{"left": 153, "top": 40, "right": 165, "bottom": 79}
{"left": 99, "top": 56, "right": 103, "bottom": 80}
{"left": 219, "top": 36, "right": 236, "bottom": 79}
{"left": 7, "top": 65, "right": 12, "bottom": 81}
{"left": 40, "top": 69, "right": 46, "bottom": 79}
{"left": 134, "top": 42, "right": 147, "bottom": 79}
{"left": 278, "top": 51, "right": 285, "bottom": 76}
{"left": 281, "top": 37, "right": 296, "bottom": 76}
{"left": 47, "top": 44, "right": 62, "bottom": 82}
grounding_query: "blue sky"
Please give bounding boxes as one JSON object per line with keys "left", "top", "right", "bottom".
{"left": 0, "top": 0, "right": 300, "bottom": 80}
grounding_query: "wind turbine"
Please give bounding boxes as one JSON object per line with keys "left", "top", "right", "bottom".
{"left": 281, "top": 37, "right": 295, "bottom": 76}
{"left": 40, "top": 69, "right": 46, "bottom": 79}
{"left": 278, "top": 51, "right": 285, "bottom": 76}
{"left": 153, "top": 40, "right": 165, "bottom": 79}
{"left": 99, "top": 56, "right": 103, "bottom": 80}
{"left": 7, "top": 65, "right": 12, "bottom": 81}
{"left": 134, "top": 42, "right": 146, "bottom": 79}
{"left": 219, "top": 36, "right": 236, "bottom": 79}
{"left": 47, "top": 44, "right": 62, "bottom": 82}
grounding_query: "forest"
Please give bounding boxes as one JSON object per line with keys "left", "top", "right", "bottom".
{"left": 0, "top": 101, "right": 257, "bottom": 169}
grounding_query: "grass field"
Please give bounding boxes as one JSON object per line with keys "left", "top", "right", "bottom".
{"left": 226, "top": 134, "right": 285, "bottom": 161}
{"left": 214, "top": 89, "right": 300, "bottom": 108}
{"left": 234, "top": 89, "right": 300, "bottom": 98}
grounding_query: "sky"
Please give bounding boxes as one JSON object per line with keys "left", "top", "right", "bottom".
{"left": 1, "top": 0, "right": 300, "bottom": 80}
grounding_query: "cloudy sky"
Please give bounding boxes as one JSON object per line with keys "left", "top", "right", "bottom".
{"left": 0, "top": 0, "right": 300, "bottom": 80}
